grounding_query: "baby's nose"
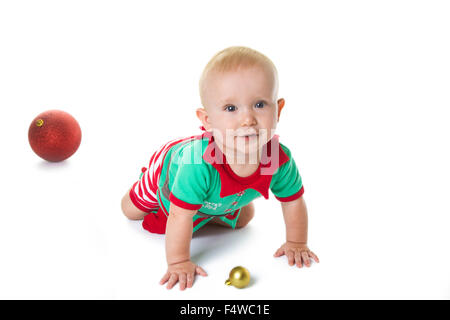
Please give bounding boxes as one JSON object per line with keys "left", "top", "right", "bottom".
{"left": 240, "top": 111, "right": 257, "bottom": 126}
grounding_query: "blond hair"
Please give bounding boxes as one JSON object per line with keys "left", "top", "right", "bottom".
{"left": 199, "top": 46, "right": 279, "bottom": 107}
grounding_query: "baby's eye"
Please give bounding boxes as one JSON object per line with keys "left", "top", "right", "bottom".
{"left": 255, "top": 101, "right": 265, "bottom": 108}
{"left": 225, "top": 105, "right": 236, "bottom": 112}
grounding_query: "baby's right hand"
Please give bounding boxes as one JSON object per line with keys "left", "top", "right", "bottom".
{"left": 160, "top": 260, "right": 208, "bottom": 290}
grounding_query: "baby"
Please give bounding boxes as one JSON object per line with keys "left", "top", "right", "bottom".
{"left": 121, "top": 46, "right": 319, "bottom": 290}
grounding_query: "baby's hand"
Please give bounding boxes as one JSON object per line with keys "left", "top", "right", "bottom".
{"left": 160, "top": 260, "right": 208, "bottom": 290}
{"left": 274, "top": 242, "right": 319, "bottom": 268}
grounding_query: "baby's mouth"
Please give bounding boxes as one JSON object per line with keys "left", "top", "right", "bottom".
{"left": 236, "top": 133, "right": 258, "bottom": 138}
{"left": 234, "top": 133, "right": 259, "bottom": 143}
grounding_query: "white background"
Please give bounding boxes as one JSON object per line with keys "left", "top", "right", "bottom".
{"left": 0, "top": 0, "right": 449, "bottom": 299}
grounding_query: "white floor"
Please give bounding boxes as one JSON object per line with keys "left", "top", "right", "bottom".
{"left": 1, "top": 0, "right": 449, "bottom": 300}
{"left": 1, "top": 148, "right": 449, "bottom": 299}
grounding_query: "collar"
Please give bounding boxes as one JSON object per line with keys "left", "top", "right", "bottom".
{"left": 199, "top": 126, "right": 289, "bottom": 199}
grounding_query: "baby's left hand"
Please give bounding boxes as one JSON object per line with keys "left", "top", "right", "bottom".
{"left": 274, "top": 242, "right": 319, "bottom": 268}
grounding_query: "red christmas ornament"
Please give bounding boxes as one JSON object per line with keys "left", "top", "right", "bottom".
{"left": 28, "top": 110, "right": 82, "bottom": 162}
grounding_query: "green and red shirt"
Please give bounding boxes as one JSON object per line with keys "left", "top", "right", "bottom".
{"left": 130, "top": 129, "right": 304, "bottom": 233}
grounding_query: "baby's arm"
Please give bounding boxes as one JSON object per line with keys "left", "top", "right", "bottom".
{"left": 282, "top": 196, "right": 308, "bottom": 244}
{"left": 274, "top": 196, "right": 319, "bottom": 267}
{"left": 160, "top": 203, "right": 207, "bottom": 290}
{"left": 165, "top": 203, "right": 196, "bottom": 264}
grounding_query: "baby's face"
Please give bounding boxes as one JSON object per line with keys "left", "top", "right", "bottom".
{"left": 200, "top": 65, "right": 282, "bottom": 160}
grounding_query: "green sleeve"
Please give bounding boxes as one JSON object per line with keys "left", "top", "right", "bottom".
{"left": 270, "top": 143, "right": 303, "bottom": 200}
{"left": 169, "top": 145, "right": 210, "bottom": 210}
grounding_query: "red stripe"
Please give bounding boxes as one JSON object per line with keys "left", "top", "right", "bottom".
{"left": 154, "top": 145, "right": 167, "bottom": 162}
{"left": 141, "top": 142, "right": 171, "bottom": 202}
{"left": 150, "top": 169, "right": 158, "bottom": 191}
{"left": 151, "top": 162, "right": 161, "bottom": 187}
{"left": 275, "top": 186, "right": 304, "bottom": 202}
{"left": 134, "top": 192, "right": 158, "bottom": 211}
{"left": 169, "top": 192, "right": 203, "bottom": 210}
{"left": 225, "top": 208, "right": 240, "bottom": 221}
{"left": 137, "top": 180, "right": 145, "bottom": 200}
{"left": 129, "top": 182, "right": 157, "bottom": 213}
{"left": 156, "top": 189, "right": 168, "bottom": 217}
{"left": 141, "top": 169, "right": 157, "bottom": 202}
{"left": 134, "top": 171, "right": 159, "bottom": 209}
{"left": 139, "top": 175, "right": 157, "bottom": 203}
{"left": 147, "top": 151, "right": 157, "bottom": 168}
{"left": 193, "top": 217, "right": 208, "bottom": 228}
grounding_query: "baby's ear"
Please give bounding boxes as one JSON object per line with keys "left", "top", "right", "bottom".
{"left": 196, "top": 107, "right": 211, "bottom": 131}
{"left": 277, "top": 98, "right": 285, "bottom": 121}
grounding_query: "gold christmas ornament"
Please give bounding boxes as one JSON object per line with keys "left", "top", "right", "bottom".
{"left": 225, "top": 266, "right": 251, "bottom": 289}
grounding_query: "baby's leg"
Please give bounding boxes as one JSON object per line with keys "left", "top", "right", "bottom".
{"left": 211, "top": 202, "right": 255, "bottom": 229}
{"left": 121, "top": 188, "right": 148, "bottom": 220}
